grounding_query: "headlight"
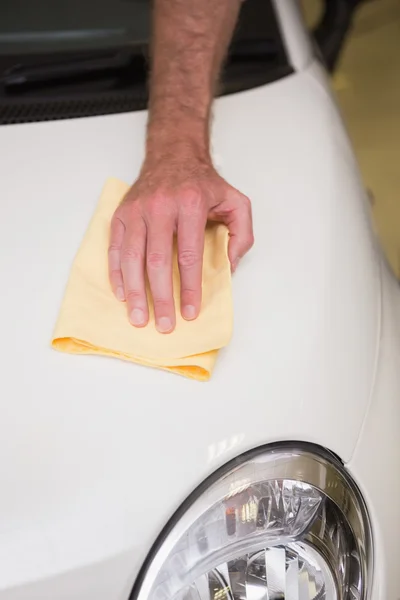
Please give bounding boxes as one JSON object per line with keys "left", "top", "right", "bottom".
{"left": 132, "top": 446, "right": 372, "bottom": 600}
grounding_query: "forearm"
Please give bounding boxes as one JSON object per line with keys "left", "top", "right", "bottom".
{"left": 146, "top": 0, "right": 242, "bottom": 162}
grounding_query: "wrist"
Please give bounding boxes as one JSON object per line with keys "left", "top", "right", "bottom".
{"left": 141, "top": 147, "right": 212, "bottom": 180}
{"left": 146, "top": 130, "right": 211, "bottom": 168}
{"left": 141, "top": 135, "right": 215, "bottom": 183}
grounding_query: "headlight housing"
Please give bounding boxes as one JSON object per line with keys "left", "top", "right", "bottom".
{"left": 132, "top": 446, "right": 372, "bottom": 600}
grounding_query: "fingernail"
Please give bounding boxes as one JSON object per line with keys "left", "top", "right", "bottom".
{"left": 116, "top": 287, "right": 125, "bottom": 302}
{"left": 157, "top": 317, "right": 173, "bottom": 333}
{"left": 130, "top": 308, "right": 145, "bottom": 326}
{"left": 183, "top": 305, "right": 196, "bottom": 320}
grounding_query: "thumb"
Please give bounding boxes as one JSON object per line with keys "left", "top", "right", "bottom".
{"left": 220, "top": 191, "right": 254, "bottom": 270}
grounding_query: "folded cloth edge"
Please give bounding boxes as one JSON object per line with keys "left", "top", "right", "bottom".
{"left": 51, "top": 177, "right": 233, "bottom": 381}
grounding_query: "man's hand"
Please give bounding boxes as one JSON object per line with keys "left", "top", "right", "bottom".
{"left": 109, "top": 0, "right": 252, "bottom": 331}
{"left": 108, "top": 155, "right": 253, "bottom": 333}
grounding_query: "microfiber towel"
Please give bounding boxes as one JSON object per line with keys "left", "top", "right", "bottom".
{"left": 52, "top": 178, "right": 233, "bottom": 381}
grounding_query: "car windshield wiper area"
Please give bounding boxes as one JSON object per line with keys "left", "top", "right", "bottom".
{"left": 2, "top": 50, "right": 134, "bottom": 88}
{"left": 0, "top": 0, "right": 292, "bottom": 124}
{"left": 0, "top": 39, "right": 291, "bottom": 125}
{"left": 0, "top": 46, "right": 148, "bottom": 124}
{"left": 1, "top": 39, "right": 277, "bottom": 91}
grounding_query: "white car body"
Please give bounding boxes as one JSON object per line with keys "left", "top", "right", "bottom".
{"left": 1, "top": 0, "right": 399, "bottom": 598}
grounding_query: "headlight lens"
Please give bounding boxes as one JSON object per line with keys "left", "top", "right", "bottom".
{"left": 133, "top": 447, "right": 372, "bottom": 600}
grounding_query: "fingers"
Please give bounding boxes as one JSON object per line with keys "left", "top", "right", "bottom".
{"left": 217, "top": 191, "right": 254, "bottom": 271}
{"left": 177, "top": 210, "right": 207, "bottom": 320}
{"left": 146, "top": 216, "right": 176, "bottom": 333}
{"left": 110, "top": 179, "right": 253, "bottom": 332}
{"left": 108, "top": 217, "right": 126, "bottom": 301}
{"left": 228, "top": 205, "right": 254, "bottom": 271}
{"left": 120, "top": 217, "right": 148, "bottom": 327}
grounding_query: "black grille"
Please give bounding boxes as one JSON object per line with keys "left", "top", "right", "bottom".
{"left": 0, "top": 58, "right": 293, "bottom": 126}
{"left": 0, "top": 91, "right": 148, "bottom": 125}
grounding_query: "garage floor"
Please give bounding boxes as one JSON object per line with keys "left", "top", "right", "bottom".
{"left": 305, "top": 0, "right": 400, "bottom": 276}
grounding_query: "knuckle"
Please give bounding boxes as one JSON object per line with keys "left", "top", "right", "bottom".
{"left": 178, "top": 249, "right": 201, "bottom": 270}
{"left": 241, "top": 195, "right": 252, "bottom": 210}
{"left": 113, "top": 206, "right": 128, "bottom": 223}
{"left": 147, "top": 194, "right": 174, "bottom": 218}
{"left": 111, "top": 211, "right": 122, "bottom": 224}
{"left": 126, "top": 289, "right": 143, "bottom": 302}
{"left": 180, "top": 191, "right": 204, "bottom": 216}
{"left": 147, "top": 251, "right": 167, "bottom": 270}
{"left": 108, "top": 243, "right": 120, "bottom": 255}
{"left": 117, "top": 199, "right": 141, "bottom": 222}
{"left": 152, "top": 297, "right": 172, "bottom": 311}
{"left": 247, "top": 231, "right": 255, "bottom": 249}
{"left": 180, "top": 289, "right": 197, "bottom": 304}
{"left": 109, "top": 268, "right": 122, "bottom": 280}
{"left": 121, "top": 246, "right": 143, "bottom": 263}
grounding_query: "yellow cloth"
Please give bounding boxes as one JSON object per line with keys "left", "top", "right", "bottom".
{"left": 52, "top": 178, "right": 233, "bottom": 381}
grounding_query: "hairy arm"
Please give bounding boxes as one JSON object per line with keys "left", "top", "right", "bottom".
{"left": 147, "top": 0, "right": 242, "bottom": 159}
{"left": 109, "top": 0, "right": 253, "bottom": 333}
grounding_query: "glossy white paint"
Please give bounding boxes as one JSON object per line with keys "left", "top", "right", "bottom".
{"left": 272, "top": 0, "right": 314, "bottom": 71}
{"left": 0, "top": 2, "right": 399, "bottom": 599}
{"left": 348, "top": 256, "right": 400, "bottom": 600}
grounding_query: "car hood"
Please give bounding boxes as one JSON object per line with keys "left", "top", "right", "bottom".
{"left": 0, "top": 62, "right": 380, "bottom": 594}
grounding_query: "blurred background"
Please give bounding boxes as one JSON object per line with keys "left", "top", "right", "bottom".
{"left": 304, "top": 0, "right": 400, "bottom": 276}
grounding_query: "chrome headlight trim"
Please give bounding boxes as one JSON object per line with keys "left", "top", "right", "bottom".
{"left": 130, "top": 443, "right": 373, "bottom": 600}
